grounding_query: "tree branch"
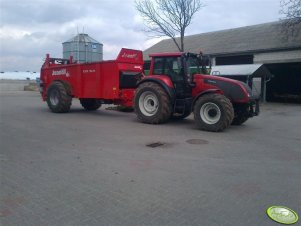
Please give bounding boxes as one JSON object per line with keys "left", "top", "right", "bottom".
{"left": 280, "top": 0, "right": 301, "bottom": 37}
{"left": 136, "top": 0, "right": 204, "bottom": 51}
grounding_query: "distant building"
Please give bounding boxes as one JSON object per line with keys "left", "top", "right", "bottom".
{"left": 143, "top": 21, "right": 301, "bottom": 102}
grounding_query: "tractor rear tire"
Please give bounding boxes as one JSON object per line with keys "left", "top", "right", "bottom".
{"left": 134, "top": 82, "right": 172, "bottom": 124}
{"left": 46, "top": 81, "right": 72, "bottom": 113}
{"left": 194, "top": 93, "right": 234, "bottom": 132}
{"left": 80, "top": 98, "right": 102, "bottom": 111}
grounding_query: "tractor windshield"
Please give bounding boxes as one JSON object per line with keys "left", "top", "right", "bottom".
{"left": 186, "top": 53, "right": 211, "bottom": 75}
{"left": 187, "top": 55, "right": 201, "bottom": 75}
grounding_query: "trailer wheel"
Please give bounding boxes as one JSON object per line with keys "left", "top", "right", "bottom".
{"left": 135, "top": 82, "right": 172, "bottom": 124}
{"left": 194, "top": 93, "right": 234, "bottom": 132}
{"left": 232, "top": 105, "right": 249, "bottom": 125}
{"left": 46, "top": 81, "right": 72, "bottom": 113}
{"left": 80, "top": 98, "right": 102, "bottom": 111}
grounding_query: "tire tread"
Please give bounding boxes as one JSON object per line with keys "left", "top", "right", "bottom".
{"left": 194, "top": 93, "right": 234, "bottom": 132}
{"left": 135, "top": 82, "right": 171, "bottom": 124}
{"left": 46, "top": 81, "right": 72, "bottom": 113}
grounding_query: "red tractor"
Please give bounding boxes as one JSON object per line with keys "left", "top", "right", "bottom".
{"left": 134, "top": 52, "right": 259, "bottom": 131}
{"left": 40, "top": 48, "right": 259, "bottom": 132}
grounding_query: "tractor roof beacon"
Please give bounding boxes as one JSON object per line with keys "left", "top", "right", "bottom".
{"left": 40, "top": 48, "right": 259, "bottom": 132}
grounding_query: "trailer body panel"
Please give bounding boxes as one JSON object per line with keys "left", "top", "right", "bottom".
{"left": 40, "top": 48, "right": 143, "bottom": 106}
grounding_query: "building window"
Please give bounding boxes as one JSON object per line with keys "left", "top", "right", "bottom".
{"left": 216, "top": 55, "right": 253, "bottom": 65}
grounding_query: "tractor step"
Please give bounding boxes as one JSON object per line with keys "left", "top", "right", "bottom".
{"left": 174, "top": 98, "right": 193, "bottom": 114}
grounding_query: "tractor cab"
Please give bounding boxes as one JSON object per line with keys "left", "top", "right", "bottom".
{"left": 149, "top": 52, "right": 211, "bottom": 98}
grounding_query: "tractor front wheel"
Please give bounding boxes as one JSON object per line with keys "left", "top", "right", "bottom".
{"left": 134, "top": 82, "right": 172, "bottom": 124}
{"left": 46, "top": 81, "right": 72, "bottom": 113}
{"left": 80, "top": 98, "right": 102, "bottom": 111}
{"left": 194, "top": 93, "right": 234, "bottom": 132}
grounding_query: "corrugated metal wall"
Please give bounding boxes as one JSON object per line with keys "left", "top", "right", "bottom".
{"left": 63, "top": 34, "right": 103, "bottom": 63}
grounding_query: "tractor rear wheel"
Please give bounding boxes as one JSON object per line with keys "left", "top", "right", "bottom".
{"left": 46, "top": 81, "right": 72, "bottom": 113}
{"left": 80, "top": 98, "right": 102, "bottom": 111}
{"left": 194, "top": 93, "right": 234, "bottom": 132}
{"left": 134, "top": 82, "right": 172, "bottom": 124}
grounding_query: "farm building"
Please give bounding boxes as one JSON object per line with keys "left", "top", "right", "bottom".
{"left": 143, "top": 20, "right": 301, "bottom": 102}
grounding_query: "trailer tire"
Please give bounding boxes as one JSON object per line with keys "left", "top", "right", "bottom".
{"left": 194, "top": 93, "right": 234, "bottom": 132}
{"left": 46, "top": 81, "right": 72, "bottom": 113}
{"left": 80, "top": 98, "right": 102, "bottom": 111}
{"left": 135, "top": 82, "right": 172, "bottom": 124}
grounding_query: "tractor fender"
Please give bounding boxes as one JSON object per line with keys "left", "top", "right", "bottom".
{"left": 137, "top": 78, "right": 176, "bottom": 103}
{"left": 192, "top": 89, "right": 222, "bottom": 111}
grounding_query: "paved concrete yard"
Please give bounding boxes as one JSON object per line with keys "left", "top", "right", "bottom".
{"left": 1, "top": 91, "right": 301, "bottom": 226}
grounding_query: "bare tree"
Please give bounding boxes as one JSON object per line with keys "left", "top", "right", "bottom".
{"left": 280, "top": 0, "right": 301, "bottom": 37}
{"left": 136, "top": 0, "right": 204, "bottom": 51}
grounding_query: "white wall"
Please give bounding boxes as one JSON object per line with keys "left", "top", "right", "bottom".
{"left": 254, "top": 50, "right": 301, "bottom": 64}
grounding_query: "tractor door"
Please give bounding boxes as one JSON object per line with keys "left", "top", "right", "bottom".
{"left": 153, "top": 56, "right": 192, "bottom": 98}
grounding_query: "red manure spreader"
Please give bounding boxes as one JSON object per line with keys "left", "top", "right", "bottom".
{"left": 40, "top": 48, "right": 259, "bottom": 132}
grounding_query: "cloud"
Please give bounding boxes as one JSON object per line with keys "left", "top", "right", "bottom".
{"left": 0, "top": 0, "right": 147, "bottom": 71}
{"left": 186, "top": 0, "right": 280, "bottom": 35}
{"left": 0, "top": 0, "right": 88, "bottom": 26}
{"left": 0, "top": 0, "right": 281, "bottom": 71}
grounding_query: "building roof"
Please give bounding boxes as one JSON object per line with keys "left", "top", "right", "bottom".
{"left": 143, "top": 20, "right": 301, "bottom": 60}
{"left": 63, "top": 33, "right": 101, "bottom": 44}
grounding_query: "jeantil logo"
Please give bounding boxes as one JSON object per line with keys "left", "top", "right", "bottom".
{"left": 52, "top": 69, "right": 66, "bottom": 76}
{"left": 134, "top": 65, "right": 142, "bottom": 70}
{"left": 122, "top": 53, "right": 137, "bottom": 59}
{"left": 267, "top": 206, "right": 299, "bottom": 224}
{"left": 52, "top": 69, "right": 70, "bottom": 77}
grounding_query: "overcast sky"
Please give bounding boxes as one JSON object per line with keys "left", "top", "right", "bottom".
{"left": 0, "top": 0, "right": 281, "bottom": 72}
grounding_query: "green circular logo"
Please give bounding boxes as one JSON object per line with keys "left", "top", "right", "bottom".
{"left": 267, "top": 206, "right": 299, "bottom": 224}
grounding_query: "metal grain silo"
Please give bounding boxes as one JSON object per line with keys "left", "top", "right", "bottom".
{"left": 63, "top": 33, "right": 103, "bottom": 63}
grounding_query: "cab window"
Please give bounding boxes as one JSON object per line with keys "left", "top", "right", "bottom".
{"left": 153, "top": 56, "right": 182, "bottom": 80}
{"left": 153, "top": 58, "right": 164, "bottom": 75}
